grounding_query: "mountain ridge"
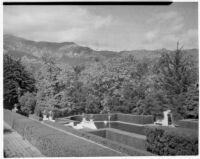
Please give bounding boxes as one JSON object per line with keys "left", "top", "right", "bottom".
{"left": 3, "top": 34, "right": 198, "bottom": 65}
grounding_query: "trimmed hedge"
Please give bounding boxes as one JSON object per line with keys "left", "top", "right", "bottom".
{"left": 69, "top": 115, "right": 83, "bottom": 122}
{"left": 110, "top": 122, "right": 146, "bottom": 135}
{"left": 57, "top": 118, "right": 146, "bottom": 135}
{"left": 145, "top": 126, "right": 198, "bottom": 155}
{"left": 4, "top": 109, "right": 27, "bottom": 127}
{"left": 90, "top": 129, "right": 107, "bottom": 138}
{"left": 106, "top": 129, "right": 146, "bottom": 150}
{"left": 60, "top": 113, "right": 154, "bottom": 125}
{"left": 85, "top": 114, "right": 118, "bottom": 121}
{"left": 176, "top": 120, "right": 198, "bottom": 130}
{"left": 4, "top": 110, "right": 122, "bottom": 157}
{"left": 45, "top": 121, "right": 154, "bottom": 156}
{"left": 116, "top": 113, "right": 154, "bottom": 124}
{"left": 4, "top": 109, "right": 154, "bottom": 156}
{"left": 68, "top": 114, "right": 117, "bottom": 122}
{"left": 90, "top": 129, "right": 146, "bottom": 150}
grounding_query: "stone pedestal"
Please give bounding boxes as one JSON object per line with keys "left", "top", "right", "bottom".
{"left": 43, "top": 115, "right": 48, "bottom": 121}
{"left": 154, "top": 110, "right": 175, "bottom": 126}
{"left": 49, "top": 116, "right": 55, "bottom": 122}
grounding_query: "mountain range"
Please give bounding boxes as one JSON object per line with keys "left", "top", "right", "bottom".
{"left": 3, "top": 34, "right": 198, "bottom": 65}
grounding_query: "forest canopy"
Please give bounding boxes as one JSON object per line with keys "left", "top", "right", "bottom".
{"left": 3, "top": 44, "right": 199, "bottom": 119}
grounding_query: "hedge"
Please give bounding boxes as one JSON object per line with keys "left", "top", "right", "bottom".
{"left": 85, "top": 114, "right": 118, "bottom": 121}
{"left": 90, "top": 129, "right": 107, "bottom": 138}
{"left": 90, "top": 129, "right": 146, "bottom": 150}
{"left": 4, "top": 109, "right": 154, "bottom": 156}
{"left": 4, "top": 109, "right": 27, "bottom": 127}
{"left": 67, "top": 114, "right": 117, "bottom": 122}
{"left": 4, "top": 110, "right": 122, "bottom": 157}
{"left": 59, "top": 113, "right": 154, "bottom": 125}
{"left": 145, "top": 126, "right": 198, "bottom": 155}
{"left": 110, "top": 122, "right": 146, "bottom": 135}
{"left": 175, "top": 119, "right": 198, "bottom": 130}
{"left": 116, "top": 113, "right": 154, "bottom": 124}
{"left": 45, "top": 121, "right": 154, "bottom": 156}
{"left": 57, "top": 120, "right": 146, "bottom": 135}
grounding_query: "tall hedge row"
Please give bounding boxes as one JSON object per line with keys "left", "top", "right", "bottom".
{"left": 145, "top": 126, "right": 198, "bottom": 155}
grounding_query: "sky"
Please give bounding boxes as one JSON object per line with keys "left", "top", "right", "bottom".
{"left": 3, "top": 2, "right": 198, "bottom": 51}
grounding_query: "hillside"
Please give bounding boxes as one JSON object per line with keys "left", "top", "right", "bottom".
{"left": 3, "top": 34, "right": 198, "bottom": 65}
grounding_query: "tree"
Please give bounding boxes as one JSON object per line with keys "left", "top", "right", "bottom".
{"left": 172, "top": 85, "right": 199, "bottom": 119}
{"left": 154, "top": 42, "right": 198, "bottom": 118}
{"left": 19, "top": 92, "right": 36, "bottom": 116}
{"left": 4, "top": 55, "right": 35, "bottom": 109}
{"left": 133, "top": 90, "right": 169, "bottom": 117}
{"left": 156, "top": 42, "right": 196, "bottom": 95}
{"left": 59, "top": 64, "right": 87, "bottom": 115}
{"left": 35, "top": 54, "right": 62, "bottom": 112}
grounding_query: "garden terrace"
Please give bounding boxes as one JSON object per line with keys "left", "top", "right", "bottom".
{"left": 57, "top": 113, "right": 199, "bottom": 156}
{"left": 4, "top": 109, "right": 154, "bottom": 156}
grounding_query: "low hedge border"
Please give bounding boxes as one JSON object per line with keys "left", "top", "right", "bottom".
{"left": 44, "top": 121, "right": 154, "bottom": 156}
{"left": 145, "top": 126, "right": 198, "bottom": 155}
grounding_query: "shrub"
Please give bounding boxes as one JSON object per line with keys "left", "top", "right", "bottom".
{"left": 145, "top": 126, "right": 198, "bottom": 155}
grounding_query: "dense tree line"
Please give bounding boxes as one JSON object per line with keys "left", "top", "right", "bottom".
{"left": 4, "top": 55, "right": 35, "bottom": 111}
{"left": 3, "top": 44, "right": 198, "bottom": 119}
